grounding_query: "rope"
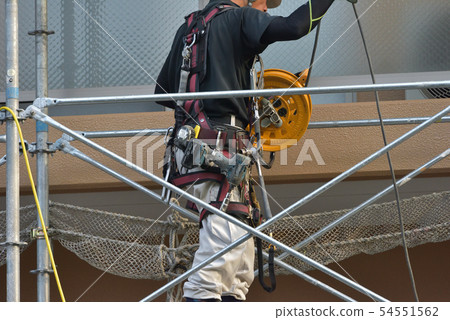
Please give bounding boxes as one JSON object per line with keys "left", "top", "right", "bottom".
{"left": 166, "top": 198, "right": 191, "bottom": 301}
{"left": 350, "top": 3, "right": 420, "bottom": 301}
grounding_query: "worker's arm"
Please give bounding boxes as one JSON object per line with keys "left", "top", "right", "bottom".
{"left": 261, "top": 0, "right": 335, "bottom": 44}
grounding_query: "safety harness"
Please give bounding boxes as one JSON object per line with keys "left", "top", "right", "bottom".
{"left": 168, "top": 4, "right": 257, "bottom": 228}
{"left": 165, "top": 3, "right": 276, "bottom": 293}
{"left": 176, "top": 4, "right": 233, "bottom": 131}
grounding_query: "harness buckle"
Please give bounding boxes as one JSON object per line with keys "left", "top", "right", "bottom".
{"left": 182, "top": 33, "right": 197, "bottom": 69}
{"left": 183, "top": 33, "right": 196, "bottom": 52}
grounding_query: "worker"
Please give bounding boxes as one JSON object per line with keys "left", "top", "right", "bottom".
{"left": 155, "top": 0, "right": 336, "bottom": 302}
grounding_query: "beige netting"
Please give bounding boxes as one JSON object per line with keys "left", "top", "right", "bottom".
{"left": 1, "top": 191, "right": 449, "bottom": 281}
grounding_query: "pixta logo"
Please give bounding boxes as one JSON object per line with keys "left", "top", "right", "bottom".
{"left": 125, "top": 130, "right": 166, "bottom": 173}
{"left": 278, "top": 139, "right": 326, "bottom": 166}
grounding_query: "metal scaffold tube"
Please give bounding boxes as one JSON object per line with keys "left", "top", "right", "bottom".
{"left": 80, "top": 129, "right": 168, "bottom": 139}
{"left": 55, "top": 138, "right": 355, "bottom": 301}
{"left": 4, "top": 0, "right": 21, "bottom": 302}
{"left": 33, "top": 0, "right": 51, "bottom": 302}
{"left": 55, "top": 139, "right": 198, "bottom": 222}
{"left": 260, "top": 250, "right": 356, "bottom": 302}
{"left": 37, "top": 80, "right": 450, "bottom": 107}
{"left": 0, "top": 135, "right": 6, "bottom": 143}
{"left": 0, "top": 155, "right": 7, "bottom": 167}
{"left": 26, "top": 105, "right": 449, "bottom": 301}
{"left": 260, "top": 106, "right": 449, "bottom": 232}
{"left": 258, "top": 148, "right": 450, "bottom": 275}
{"left": 308, "top": 116, "right": 450, "bottom": 129}
{"left": 28, "top": 106, "right": 449, "bottom": 302}
{"left": 26, "top": 106, "right": 390, "bottom": 301}
{"left": 73, "top": 116, "right": 450, "bottom": 140}
{"left": 138, "top": 105, "right": 449, "bottom": 302}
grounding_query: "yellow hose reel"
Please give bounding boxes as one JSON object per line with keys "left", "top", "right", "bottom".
{"left": 256, "top": 68, "right": 312, "bottom": 152}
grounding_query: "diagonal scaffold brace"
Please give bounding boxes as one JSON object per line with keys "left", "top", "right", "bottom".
{"left": 22, "top": 104, "right": 450, "bottom": 302}
{"left": 256, "top": 148, "right": 450, "bottom": 276}
{"left": 51, "top": 135, "right": 357, "bottom": 302}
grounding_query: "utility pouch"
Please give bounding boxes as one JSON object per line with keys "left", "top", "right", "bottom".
{"left": 181, "top": 139, "right": 205, "bottom": 170}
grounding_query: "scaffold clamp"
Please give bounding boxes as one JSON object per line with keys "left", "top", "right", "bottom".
{"left": 0, "top": 108, "right": 27, "bottom": 122}
{"left": 28, "top": 141, "right": 56, "bottom": 156}
{"left": 31, "top": 227, "right": 51, "bottom": 240}
{"left": 30, "top": 268, "right": 54, "bottom": 275}
{"left": 32, "top": 98, "right": 55, "bottom": 110}
{"left": 0, "top": 241, "right": 28, "bottom": 247}
{"left": 28, "top": 29, "right": 55, "bottom": 36}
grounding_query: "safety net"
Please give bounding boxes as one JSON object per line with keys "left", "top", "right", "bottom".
{"left": 1, "top": 191, "right": 449, "bottom": 281}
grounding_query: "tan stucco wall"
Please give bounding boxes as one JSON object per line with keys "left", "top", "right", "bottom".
{"left": 1, "top": 240, "right": 449, "bottom": 302}
{"left": 1, "top": 98, "right": 449, "bottom": 194}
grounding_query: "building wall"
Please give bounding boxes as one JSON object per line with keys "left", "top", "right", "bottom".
{"left": 1, "top": 240, "right": 448, "bottom": 302}
{"left": 1, "top": 0, "right": 449, "bottom": 302}
{"left": 1, "top": 98, "right": 449, "bottom": 196}
{"left": 1, "top": 98, "right": 449, "bottom": 301}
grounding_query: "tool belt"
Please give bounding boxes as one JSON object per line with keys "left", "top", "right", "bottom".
{"left": 196, "top": 127, "right": 250, "bottom": 152}
{"left": 168, "top": 119, "right": 259, "bottom": 228}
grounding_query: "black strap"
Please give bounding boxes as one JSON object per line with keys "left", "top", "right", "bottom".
{"left": 256, "top": 237, "right": 276, "bottom": 293}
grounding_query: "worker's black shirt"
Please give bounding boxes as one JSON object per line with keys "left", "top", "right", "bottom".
{"left": 155, "top": 0, "right": 335, "bottom": 127}
{"left": 155, "top": 0, "right": 275, "bottom": 127}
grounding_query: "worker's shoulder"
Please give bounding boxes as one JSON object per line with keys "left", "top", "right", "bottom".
{"left": 217, "top": 5, "right": 273, "bottom": 25}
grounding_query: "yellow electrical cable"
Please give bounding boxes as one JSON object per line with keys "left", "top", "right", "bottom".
{"left": 1, "top": 106, "right": 66, "bottom": 302}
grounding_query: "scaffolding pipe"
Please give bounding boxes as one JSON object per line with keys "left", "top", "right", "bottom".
{"left": 258, "top": 148, "right": 450, "bottom": 274}
{"left": 263, "top": 107, "right": 449, "bottom": 229}
{"left": 74, "top": 116, "right": 450, "bottom": 140}
{"left": 260, "top": 250, "right": 356, "bottom": 302}
{"left": 29, "top": 105, "right": 449, "bottom": 301}
{"left": 28, "top": 106, "right": 390, "bottom": 301}
{"left": 56, "top": 139, "right": 198, "bottom": 222}
{"left": 39, "top": 80, "right": 450, "bottom": 106}
{"left": 0, "top": 135, "right": 6, "bottom": 143}
{"left": 79, "top": 129, "right": 168, "bottom": 139}
{"left": 4, "top": 0, "right": 21, "bottom": 302}
{"left": 0, "top": 155, "right": 6, "bottom": 167}
{"left": 33, "top": 0, "right": 51, "bottom": 302}
{"left": 57, "top": 140, "right": 355, "bottom": 301}
{"left": 308, "top": 116, "right": 450, "bottom": 129}
{"left": 29, "top": 105, "right": 448, "bottom": 301}
{"left": 139, "top": 106, "right": 449, "bottom": 302}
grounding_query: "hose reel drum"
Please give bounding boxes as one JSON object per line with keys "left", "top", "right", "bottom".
{"left": 256, "top": 68, "right": 312, "bottom": 152}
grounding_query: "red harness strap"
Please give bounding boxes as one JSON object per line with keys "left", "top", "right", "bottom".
{"left": 171, "top": 170, "right": 251, "bottom": 228}
{"left": 171, "top": 171, "right": 226, "bottom": 189}
{"left": 173, "top": 5, "right": 255, "bottom": 228}
{"left": 171, "top": 171, "right": 230, "bottom": 213}
{"left": 181, "top": 5, "right": 234, "bottom": 130}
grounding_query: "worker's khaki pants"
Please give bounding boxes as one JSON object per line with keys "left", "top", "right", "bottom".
{"left": 175, "top": 149, "right": 255, "bottom": 301}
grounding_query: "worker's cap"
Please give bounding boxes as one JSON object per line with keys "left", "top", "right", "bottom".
{"left": 267, "top": 0, "right": 282, "bottom": 8}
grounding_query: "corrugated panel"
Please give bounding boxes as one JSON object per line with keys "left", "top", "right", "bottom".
{"left": 263, "top": 0, "right": 450, "bottom": 76}
{"left": 1, "top": 0, "right": 198, "bottom": 92}
{"left": 1, "top": 0, "right": 449, "bottom": 93}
